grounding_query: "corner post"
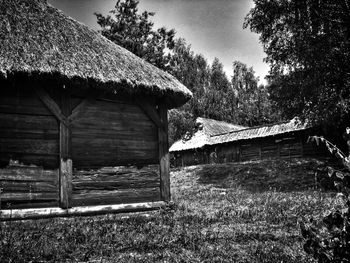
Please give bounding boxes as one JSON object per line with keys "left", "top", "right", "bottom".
{"left": 59, "top": 88, "right": 72, "bottom": 209}
{"left": 158, "top": 103, "right": 170, "bottom": 202}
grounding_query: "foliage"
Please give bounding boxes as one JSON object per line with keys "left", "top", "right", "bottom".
{"left": 300, "top": 136, "right": 350, "bottom": 262}
{"left": 168, "top": 109, "right": 196, "bottom": 146}
{"left": 0, "top": 159, "right": 333, "bottom": 262}
{"left": 244, "top": 0, "right": 350, "bottom": 127}
{"left": 232, "top": 61, "right": 281, "bottom": 126}
{"left": 95, "top": 0, "right": 175, "bottom": 71}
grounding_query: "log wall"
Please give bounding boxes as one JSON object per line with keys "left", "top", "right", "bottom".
{"left": 71, "top": 98, "right": 159, "bottom": 168}
{"left": 171, "top": 131, "right": 331, "bottom": 167}
{"left": 0, "top": 85, "right": 59, "bottom": 168}
{"left": 0, "top": 80, "right": 166, "bottom": 215}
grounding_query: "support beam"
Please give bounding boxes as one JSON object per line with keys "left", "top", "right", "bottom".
{"left": 137, "top": 99, "right": 163, "bottom": 130}
{"left": 158, "top": 103, "right": 170, "bottom": 201}
{"left": 34, "top": 86, "right": 69, "bottom": 127}
{"left": 59, "top": 89, "right": 72, "bottom": 209}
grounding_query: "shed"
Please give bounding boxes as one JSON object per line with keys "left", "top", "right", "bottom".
{"left": 170, "top": 117, "right": 246, "bottom": 166}
{"left": 170, "top": 118, "right": 329, "bottom": 167}
{"left": 0, "top": 0, "right": 192, "bottom": 220}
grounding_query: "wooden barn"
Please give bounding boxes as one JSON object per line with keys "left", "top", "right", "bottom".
{"left": 170, "top": 117, "right": 246, "bottom": 166}
{"left": 0, "top": 0, "right": 192, "bottom": 220}
{"left": 170, "top": 118, "right": 329, "bottom": 167}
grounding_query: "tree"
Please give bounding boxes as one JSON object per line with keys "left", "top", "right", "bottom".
{"left": 244, "top": 0, "right": 350, "bottom": 129}
{"left": 95, "top": 0, "right": 175, "bottom": 70}
{"left": 231, "top": 61, "right": 280, "bottom": 126}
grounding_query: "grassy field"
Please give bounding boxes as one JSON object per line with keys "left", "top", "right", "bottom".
{"left": 0, "top": 158, "right": 343, "bottom": 262}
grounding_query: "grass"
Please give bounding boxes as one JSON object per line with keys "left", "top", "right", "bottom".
{"left": 0, "top": 158, "right": 343, "bottom": 262}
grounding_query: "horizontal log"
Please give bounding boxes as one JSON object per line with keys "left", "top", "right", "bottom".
{"left": 0, "top": 201, "right": 167, "bottom": 221}
{"left": 0, "top": 201, "right": 58, "bottom": 210}
{"left": 0, "top": 181, "right": 57, "bottom": 192}
{"left": 73, "top": 180, "right": 160, "bottom": 191}
{"left": 0, "top": 128, "right": 58, "bottom": 140}
{"left": 0, "top": 138, "right": 59, "bottom": 155}
{"left": 0, "top": 168, "right": 58, "bottom": 182}
{"left": 72, "top": 188, "right": 160, "bottom": 206}
{"left": 0, "top": 154, "right": 59, "bottom": 169}
{"left": 1, "top": 192, "right": 58, "bottom": 202}
{"left": 0, "top": 96, "right": 53, "bottom": 116}
{"left": 0, "top": 113, "right": 58, "bottom": 130}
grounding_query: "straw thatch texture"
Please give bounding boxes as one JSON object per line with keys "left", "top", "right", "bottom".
{"left": 0, "top": 0, "right": 192, "bottom": 108}
{"left": 170, "top": 118, "right": 310, "bottom": 152}
{"left": 170, "top": 118, "right": 246, "bottom": 152}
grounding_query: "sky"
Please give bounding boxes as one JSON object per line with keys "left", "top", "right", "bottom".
{"left": 48, "top": 0, "right": 269, "bottom": 84}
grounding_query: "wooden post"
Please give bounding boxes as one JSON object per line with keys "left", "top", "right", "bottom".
{"left": 59, "top": 89, "right": 72, "bottom": 209}
{"left": 158, "top": 104, "right": 170, "bottom": 202}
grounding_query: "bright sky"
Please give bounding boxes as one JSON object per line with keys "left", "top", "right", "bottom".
{"left": 48, "top": 0, "right": 269, "bottom": 84}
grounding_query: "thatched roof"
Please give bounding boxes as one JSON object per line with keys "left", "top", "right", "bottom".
{"left": 169, "top": 117, "right": 246, "bottom": 152}
{"left": 170, "top": 118, "right": 310, "bottom": 152}
{"left": 0, "top": 0, "right": 192, "bottom": 108}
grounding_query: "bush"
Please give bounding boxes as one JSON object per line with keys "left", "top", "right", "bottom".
{"left": 300, "top": 136, "right": 350, "bottom": 262}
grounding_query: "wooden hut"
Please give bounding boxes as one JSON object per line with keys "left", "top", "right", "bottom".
{"left": 170, "top": 118, "right": 246, "bottom": 166}
{"left": 0, "top": 0, "right": 192, "bottom": 220}
{"left": 170, "top": 118, "right": 329, "bottom": 167}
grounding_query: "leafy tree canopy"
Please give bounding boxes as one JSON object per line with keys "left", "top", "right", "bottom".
{"left": 244, "top": 0, "right": 350, "bottom": 128}
{"left": 95, "top": 0, "right": 175, "bottom": 70}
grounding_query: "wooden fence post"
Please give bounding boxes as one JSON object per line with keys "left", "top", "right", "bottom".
{"left": 158, "top": 104, "right": 170, "bottom": 202}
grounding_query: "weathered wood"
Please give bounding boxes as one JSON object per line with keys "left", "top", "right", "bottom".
{"left": 0, "top": 113, "right": 58, "bottom": 130}
{"left": 0, "top": 201, "right": 167, "bottom": 221}
{"left": 158, "top": 104, "right": 170, "bottom": 202}
{"left": 1, "top": 192, "right": 58, "bottom": 202}
{"left": 0, "top": 96, "right": 53, "bottom": 116}
{"left": 72, "top": 165, "right": 160, "bottom": 190}
{"left": 0, "top": 138, "right": 59, "bottom": 155}
{"left": 59, "top": 90, "right": 72, "bottom": 209}
{"left": 0, "top": 167, "right": 58, "bottom": 182}
{"left": 71, "top": 99, "right": 158, "bottom": 168}
{"left": 72, "top": 188, "right": 160, "bottom": 206}
{"left": 0, "top": 154, "right": 59, "bottom": 168}
{"left": 34, "top": 86, "right": 69, "bottom": 127}
{"left": 0, "top": 181, "right": 57, "bottom": 192}
{"left": 136, "top": 99, "right": 163, "bottom": 129}
{"left": 0, "top": 201, "right": 58, "bottom": 210}
{"left": 69, "top": 90, "right": 100, "bottom": 123}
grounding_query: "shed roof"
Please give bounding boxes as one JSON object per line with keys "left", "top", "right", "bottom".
{"left": 170, "top": 118, "right": 310, "bottom": 152}
{"left": 196, "top": 117, "right": 246, "bottom": 136}
{"left": 211, "top": 118, "right": 310, "bottom": 145}
{"left": 169, "top": 117, "right": 246, "bottom": 152}
{"left": 0, "top": 0, "right": 192, "bottom": 108}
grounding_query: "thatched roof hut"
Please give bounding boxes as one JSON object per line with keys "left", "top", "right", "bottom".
{"left": 0, "top": 0, "right": 192, "bottom": 108}
{"left": 0, "top": 0, "right": 192, "bottom": 220}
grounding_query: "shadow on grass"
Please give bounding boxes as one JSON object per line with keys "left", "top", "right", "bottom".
{"left": 196, "top": 158, "right": 336, "bottom": 193}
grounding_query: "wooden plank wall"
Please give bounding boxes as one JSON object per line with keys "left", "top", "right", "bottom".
{"left": 173, "top": 131, "right": 332, "bottom": 167}
{"left": 71, "top": 98, "right": 159, "bottom": 168}
{"left": 0, "top": 84, "right": 60, "bottom": 209}
{"left": 72, "top": 165, "right": 160, "bottom": 206}
{"left": 70, "top": 97, "right": 161, "bottom": 205}
{"left": 0, "top": 85, "right": 59, "bottom": 168}
{"left": 0, "top": 166, "right": 59, "bottom": 209}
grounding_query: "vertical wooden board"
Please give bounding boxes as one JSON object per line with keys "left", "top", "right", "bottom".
{"left": 59, "top": 90, "right": 72, "bottom": 209}
{"left": 158, "top": 104, "right": 170, "bottom": 202}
